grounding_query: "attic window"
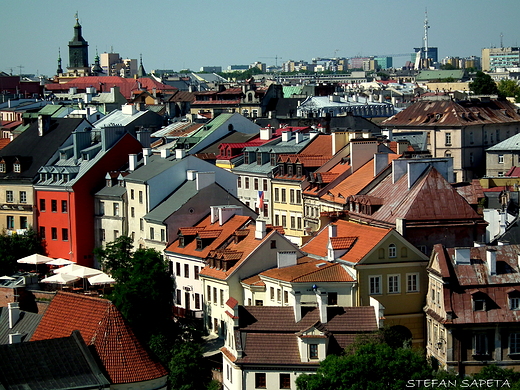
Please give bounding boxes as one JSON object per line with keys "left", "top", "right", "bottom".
{"left": 13, "top": 161, "right": 21, "bottom": 173}
{"left": 196, "top": 237, "right": 203, "bottom": 250}
{"left": 0, "top": 162, "right": 5, "bottom": 173}
{"left": 473, "top": 297, "right": 486, "bottom": 311}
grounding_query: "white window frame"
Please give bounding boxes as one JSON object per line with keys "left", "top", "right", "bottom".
{"left": 498, "top": 154, "right": 504, "bottom": 164}
{"left": 388, "top": 244, "right": 397, "bottom": 258}
{"left": 510, "top": 297, "right": 520, "bottom": 310}
{"left": 388, "top": 274, "right": 400, "bottom": 294}
{"left": 369, "top": 275, "right": 382, "bottom": 295}
{"left": 406, "top": 273, "right": 420, "bottom": 293}
{"left": 473, "top": 333, "right": 489, "bottom": 356}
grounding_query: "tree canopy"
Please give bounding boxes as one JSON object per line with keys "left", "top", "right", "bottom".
{"left": 0, "top": 229, "right": 45, "bottom": 276}
{"left": 469, "top": 71, "right": 499, "bottom": 95}
{"left": 497, "top": 79, "right": 520, "bottom": 102}
{"left": 94, "top": 236, "right": 174, "bottom": 339}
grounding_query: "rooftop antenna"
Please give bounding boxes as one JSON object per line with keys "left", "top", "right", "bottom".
{"left": 500, "top": 32, "right": 504, "bottom": 48}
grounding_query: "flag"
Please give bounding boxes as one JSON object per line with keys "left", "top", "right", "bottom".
{"left": 258, "top": 191, "right": 264, "bottom": 209}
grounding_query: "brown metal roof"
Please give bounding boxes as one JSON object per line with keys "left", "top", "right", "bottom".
{"left": 383, "top": 99, "right": 520, "bottom": 128}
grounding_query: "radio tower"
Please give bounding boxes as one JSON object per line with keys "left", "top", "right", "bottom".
{"left": 423, "top": 9, "right": 430, "bottom": 64}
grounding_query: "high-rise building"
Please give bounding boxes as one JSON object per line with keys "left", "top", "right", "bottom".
{"left": 481, "top": 47, "right": 520, "bottom": 72}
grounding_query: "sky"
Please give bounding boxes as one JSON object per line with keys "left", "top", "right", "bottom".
{"left": 2, "top": 0, "right": 519, "bottom": 77}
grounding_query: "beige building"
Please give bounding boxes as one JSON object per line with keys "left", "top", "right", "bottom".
{"left": 482, "top": 47, "right": 520, "bottom": 72}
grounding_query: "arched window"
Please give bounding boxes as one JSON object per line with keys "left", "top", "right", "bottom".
{"left": 388, "top": 244, "right": 397, "bottom": 258}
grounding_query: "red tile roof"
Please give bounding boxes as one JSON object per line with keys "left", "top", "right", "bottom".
{"left": 260, "top": 257, "right": 354, "bottom": 283}
{"left": 302, "top": 220, "right": 391, "bottom": 264}
{"left": 31, "top": 292, "right": 167, "bottom": 384}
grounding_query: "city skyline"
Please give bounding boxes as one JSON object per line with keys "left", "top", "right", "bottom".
{"left": 2, "top": 0, "right": 519, "bottom": 77}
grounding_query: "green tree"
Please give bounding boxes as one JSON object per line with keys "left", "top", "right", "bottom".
{"left": 94, "top": 236, "right": 174, "bottom": 339}
{"left": 440, "top": 63, "right": 458, "bottom": 70}
{"left": 296, "top": 340, "right": 432, "bottom": 390}
{"left": 168, "top": 342, "right": 212, "bottom": 390}
{"left": 0, "top": 229, "right": 45, "bottom": 276}
{"left": 497, "top": 79, "right": 520, "bottom": 100}
{"left": 469, "top": 71, "right": 498, "bottom": 95}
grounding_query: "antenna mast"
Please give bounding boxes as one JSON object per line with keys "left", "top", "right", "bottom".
{"left": 423, "top": 9, "right": 430, "bottom": 63}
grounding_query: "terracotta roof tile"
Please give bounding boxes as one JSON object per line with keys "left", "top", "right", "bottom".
{"left": 241, "top": 275, "right": 265, "bottom": 286}
{"left": 198, "top": 229, "right": 222, "bottom": 239}
{"left": 330, "top": 236, "right": 357, "bottom": 250}
{"left": 260, "top": 258, "right": 354, "bottom": 283}
{"left": 302, "top": 220, "right": 391, "bottom": 264}
{"left": 31, "top": 292, "right": 167, "bottom": 384}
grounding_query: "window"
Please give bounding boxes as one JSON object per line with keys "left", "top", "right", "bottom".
{"left": 6, "top": 216, "right": 14, "bottom": 229}
{"left": 257, "top": 153, "right": 262, "bottom": 165}
{"left": 176, "top": 289, "right": 181, "bottom": 305}
{"left": 474, "top": 333, "right": 488, "bottom": 356}
{"left": 284, "top": 290, "right": 289, "bottom": 304}
{"left": 20, "top": 191, "right": 26, "bottom": 204}
{"left": 290, "top": 189, "right": 295, "bottom": 203}
{"left": 281, "top": 215, "right": 287, "bottom": 227}
{"left": 271, "top": 240, "right": 277, "bottom": 249}
{"left": 213, "top": 287, "right": 217, "bottom": 304}
{"left": 184, "top": 264, "right": 189, "bottom": 278}
{"left": 61, "top": 200, "right": 67, "bottom": 213}
{"left": 150, "top": 227, "right": 155, "bottom": 240}
{"left": 207, "top": 285, "right": 211, "bottom": 302}
{"left": 296, "top": 190, "right": 301, "bottom": 204}
{"left": 328, "top": 292, "right": 338, "bottom": 305}
{"left": 194, "top": 266, "right": 200, "bottom": 280}
{"left": 20, "top": 216, "right": 27, "bottom": 229}
{"left": 445, "top": 132, "right": 452, "bottom": 145}
{"left": 290, "top": 216, "right": 295, "bottom": 229}
{"left": 270, "top": 287, "right": 275, "bottom": 301}
{"left": 309, "top": 344, "right": 319, "bottom": 359}
{"left": 51, "top": 227, "right": 58, "bottom": 240}
{"left": 40, "top": 226, "right": 45, "bottom": 240}
{"left": 388, "top": 244, "right": 397, "bottom": 258}
{"left": 407, "top": 273, "right": 419, "bottom": 293}
{"left": 99, "top": 201, "right": 105, "bottom": 215}
{"left": 131, "top": 207, "right": 135, "bottom": 218}
{"left": 510, "top": 297, "right": 520, "bottom": 310}
{"left": 62, "top": 228, "right": 68, "bottom": 241}
{"left": 274, "top": 214, "right": 280, "bottom": 226}
{"left": 277, "top": 288, "right": 281, "bottom": 302}
{"left": 0, "top": 163, "right": 5, "bottom": 173}
{"left": 130, "top": 189, "right": 134, "bottom": 200}
{"left": 237, "top": 176, "right": 241, "bottom": 188}
{"left": 245, "top": 177, "right": 249, "bottom": 189}
{"left": 140, "top": 218, "right": 144, "bottom": 231}
{"left": 498, "top": 155, "right": 504, "bottom": 164}
{"left": 255, "top": 300, "right": 263, "bottom": 306}
{"left": 114, "top": 230, "right": 119, "bottom": 240}
{"left": 280, "top": 373, "right": 291, "bottom": 389}
{"left": 13, "top": 162, "right": 20, "bottom": 173}
{"left": 510, "top": 333, "right": 520, "bottom": 354}
{"left": 6, "top": 191, "right": 13, "bottom": 203}
{"left": 139, "top": 191, "right": 143, "bottom": 204}
{"left": 474, "top": 297, "right": 486, "bottom": 311}
{"left": 176, "top": 262, "right": 181, "bottom": 276}
{"left": 263, "top": 179, "right": 268, "bottom": 192}
{"left": 263, "top": 203, "right": 268, "bottom": 217}
{"left": 101, "top": 229, "right": 105, "bottom": 242}
{"left": 388, "top": 274, "right": 400, "bottom": 293}
{"left": 51, "top": 199, "right": 57, "bottom": 212}
{"left": 254, "top": 178, "right": 259, "bottom": 190}
{"left": 270, "top": 154, "right": 277, "bottom": 166}
{"left": 274, "top": 188, "right": 279, "bottom": 202}
{"left": 113, "top": 203, "right": 119, "bottom": 216}
{"left": 369, "top": 275, "right": 381, "bottom": 295}
{"left": 194, "top": 293, "right": 201, "bottom": 310}
{"left": 255, "top": 373, "right": 266, "bottom": 388}
{"left": 220, "top": 289, "right": 224, "bottom": 307}
{"left": 281, "top": 189, "right": 286, "bottom": 203}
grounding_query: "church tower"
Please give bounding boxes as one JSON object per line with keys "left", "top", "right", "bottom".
{"left": 68, "top": 13, "right": 89, "bottom": 70}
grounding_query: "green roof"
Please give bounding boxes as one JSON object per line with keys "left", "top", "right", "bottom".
{"left": 416, "top": 70, "right": 466, "bottom": 81}
{"left": 283, "top": 86, "right": 304, "bottom": 98}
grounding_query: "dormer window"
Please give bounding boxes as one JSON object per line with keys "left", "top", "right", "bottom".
{"left": 179, "top": 236, "right": 185, "bottom": 248}
{"left": 196, "top": 237, "right": 203, "bottom": 250}
{"left": 244, "top": 153, "right": 250, "bottom": 165}
{"left": 0, "top": 162, "right": 6, "bottom": 173}
{"left": 13, "top": 161, "right": 21, "bottom": 173}
{"left": 474, "top": 298, "right": 486, "bottom": 311}
{"left": 510, "top": 297, "right": 520, "bottom": 310}
{"left": 257, "top": 153, "right": 262, "bottom": 165}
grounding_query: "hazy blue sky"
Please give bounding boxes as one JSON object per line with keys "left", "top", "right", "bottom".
{"left": 2, "top": 0, "right": 519, "bottom": 77}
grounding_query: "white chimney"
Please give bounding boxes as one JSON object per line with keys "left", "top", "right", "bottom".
{"left": 128, "top": 154, "right": 138, "bottom": 171}
{"left": 282, "top": 131, "right": 292, "bottom": 142}
{"left": 8, "top": 302, "right": 20, "bottom": 329}
{"left": 382, "top": 128, "right": 393, "bottom": 141}
{"left": 486, "top": 248, "right": 497, "bottom": 276}
{"left": 396, "top": 218, "right": 406, "bottom": 236}
{"left": 161, "top": 149, "right": 171, "bottom": 159}
{"left": 260, "top": 127, "right": 272, "bottom": 140}
{"left": 187, "top": 170, "right": 197, "bottom": 181}
{"left": 143, "top": 148, "right": 151, "bottom": 157}
{"left": 175, "top": 149, "right": 186, "bottom": 159}
{"left": 255, "top": 220, "right": 267, "bottom": 240}
{"left": 293, "top": 291, "right": 302, "bottom": 322}
{"left": 294, "top": 132, "right": 304, "bottom": 144}
{"left": 315, "top": 289, "right": 328, "bottom": 324}
{"left": 210, "top": 205, "right": 243, "bottom": 226}
{"left": 454, "top": 247, "right": 471, "bottom": 265}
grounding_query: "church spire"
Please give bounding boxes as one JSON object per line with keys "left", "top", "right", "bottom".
{"left": 57, "top": 48, "right": 63, "bottom": 75}
{"left": 137, "top": 53, "right": 147, "bottom": 78}
{"left": 68, "top": 12, "right": 89, "bottom": 69}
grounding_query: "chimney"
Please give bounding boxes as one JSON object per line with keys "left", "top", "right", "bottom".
{"left": 332, "top": 132, "right": 348, "bottom": 155}
{"left": 293, "top": 291, "right": 302, "bottom": 322}
{"left": 260, "top": 126, "right": 272, "bottom": 140}
{"left": 8, "top": 302, "right": 20, "bottom": 329}
{"left": 255, "top": 220, "right": 267, "bottom": 240}
{"left": 37, "top": 114, "right": 51, "bottom": 137}
{"left": 122, "top": 104, "right": 137, "bottom": 115}
{"left": 137, "top": 128, "right": 151, "bottom": 148}
{"left": 294, "top": 132, "right": 304, "bottom": 144}
{"left": 282, "top": 131, "right": 292, "bottom": 142}
{"left": 73, "top": 130, "right": 92, "bottom": 159}
{"left": 382, "top": 128, "right": 393, "bottom": 142}
{"left": 397, "top": 140, "right": 408, "bottom": 154}
{"left": 128, "top": 154, "right": 138, "bottom": 171}
{"left": 101, "top": 125, "right": 124, "bottom": 152}
{"left": 210, "top": 205, "right": 243, "bottom": 226}
{"left": 328, "top": 224, "right": 337, "bottom": 238}
{"left": 486, "top": 248, "right": 497, "bottom": 276}
{"left": 143, "top": 148, "right": 151, "bottom": 165}
{"left": 8, "top": 333, "right": 22, "bottom": 344}
{"left": 454, "top": 247, "right": 471, "bottom": 265}
{"left": 196, "top": 171, "right": 215, "bottom": 190}
{"left": 160, "top": 148, "right": 171, "bottom": 158}
{"left": 350, "top": 139, "right": 378, "bottom": 172}
{"left": 315, "top": 288, "right": 328, "bottom": 324}
{"left": 277, "top": 251, "right": 297, "bottom": 268}
{"left": 187, "top": 170, "right": 197, "bottom": 181}
{"left": 175, "top": 149, "right": 186, "bottom": 159}
{"left": 374, "top": 153, "right": 389, "bottom": 176}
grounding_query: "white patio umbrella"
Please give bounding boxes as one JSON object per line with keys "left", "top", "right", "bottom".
{"left": 66, "top": 266, "right": 103, "bottom": 279}
{"left": 40, "top": 273, "right": 80, "bottom": 285}
{"left": 17, "top": 253, "right": 53, "bottom": 275}
{"left": 87, "top": 273, "right": 115, "bottom": 285}
{"left": 0, "top": 275, "right": 15, "bottom": 280}
{"left": 46, "top": 258, "right": 74, "bottom": 266}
